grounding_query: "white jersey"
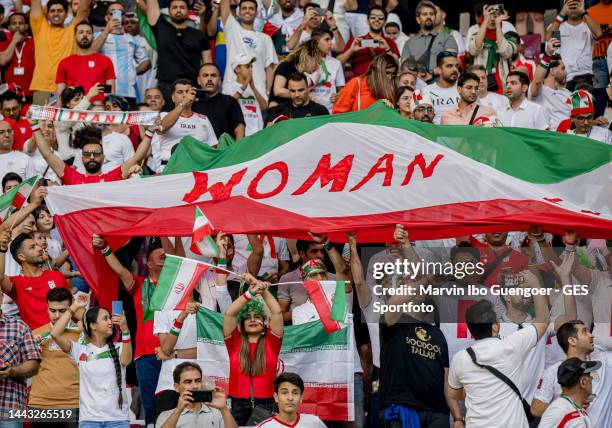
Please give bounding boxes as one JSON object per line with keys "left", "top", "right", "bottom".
{"left": 222, "top": 81, "right": 265, "bottom": 136}
{"left": 588, "top": 348, "right": 612, "bottom": 428}
{"left": 528, "top": 84, "right": 571, "bottom": 131}
{"left": 153, "top": 112, "right": 218, "bottom": 166}
{"left": 257, "top": 413, "right": 326, "bottom": 427}
{"left": 539, "top": 395, "right": 592, "bottom": 428}
{"left": 232, "top": 234, "right": 289, "bottom": 278}
{"left": 422, "top": 82, "right": 459, "bottom": 125}
{"left": 534, "top": 360, "right": 562, "bottom": 405}
{"left": 499, "top": 315, "right": 555, "bottom": 402}
{"left": 310, "top": 56, "right": 345, "bottom": 112}
{"left": 0, "top": 150, "right": 35, "bottom": 180}
{"left": 590, "top": 270, "right": 612, "bottom": 352}
{"left": 478, "top": 91, "right": 509, "bottom": 114}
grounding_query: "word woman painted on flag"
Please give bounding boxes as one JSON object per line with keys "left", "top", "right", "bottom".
{"left": 44, "top": 103, "right": 612, "bottom": 308}
{"left": 145, "top": 255, "right": 210, "bottom": 320}
{"left": 29, "top": 105, "right": 159, "bottom": 125}
{"left": 196, "top": 307, "right": 355, "bottom": 421}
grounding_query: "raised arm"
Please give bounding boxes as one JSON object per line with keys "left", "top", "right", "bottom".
{"left": 120, "top": 126, "right": 154, "bottom": 177}
{"left": 33, "top": 127, "right": 67, "bottom": 179}
{"left": 30, "top": 0, "right": 43, "bottom": 19}
{"left": 74, "top": 0, "right": 93, "bottom": 24}
{"left": 246, "top": 234, "right": 263, "bottom": 276}
{"left": 159, "top": 302, "right": 199, "bottom": 356}
{"left": 51, "top": 294, "right": 88, "bottom": 353}
{"left": 0, "top": 186, "right": 47, "bottom": 235}
{"left": 348, "top": 232, "right": 372, "bottom": 309}
{"left": 530, "top": 40, "right": 557, "bottom": 99}
{"left": 549, "top": 253, "right": 578, "bottom": 331}
{"left": 139, "top": 0, "right": 161, "bottom": 27}
{"left": 223, "top": 273, "right": 259, "bottom": 336}
{"left": 220, "top": 0, "right": 231, "bottom": 26}
{"left": 113, "top": 312, "right": 133, "bottom": 366}
{"left": 92, "top": 234, "right": 135, "bottom": 290}
{"left": 309, "top": 233, "right": 349, "bottom": 281}
{"left": 261, "top": 286, "right": 283, "bottom": 337}
{"left": 0, "top": 230, "right": 13, "bottom": 294}
{"left": 207, "top": 2, "right": 220, "bottom": 37}
{"left": 160, "top": 88, "right": 195, "bottom": 134}
{"left": 529, "top": 269, "right": 551, "bottom": 340}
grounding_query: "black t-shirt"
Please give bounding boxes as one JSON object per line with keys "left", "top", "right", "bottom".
{"left": 269, "top": 61, "right": 297, "bottom": 105}
{"left": 152, "top": 17, "right": 210, "bottom": 83}
{"left": 379, "top": 314, "right": 450, "bottom": 413}
{"left": 192, "top": 92, "right": 245, "bottom": 138}
{"left": 265, "top": 101, "right": 329, "bottom": 125}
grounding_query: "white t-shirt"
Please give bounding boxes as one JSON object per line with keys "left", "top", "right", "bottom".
{"left": 568, "top": 126, "right": 612, "bottom": 145}
{"left": 222, "top": 82, "right": 265, "bottom": 136}
{"left": 258, "top": 413, "right": 326, "bottom": 427}
{"left": 588, "top": 348, "right": 612, "bottom": 428}
{"left": 590, "top": 270, "right": 612, "bottom": 352}
{"left": 533, "top": 360, "right": 561, "bottom": 405}
{"left": 529, "top": 84, "right": 572, "bottom": 131}
{"left": 497, "top": 98, "right": 549, "bottom": 130}
{"left": 0, "top": 150, "right": 35, "bottom": 180}
{"left": 69, "top": 341, "right": 129, "bottom": 422}
{"left": 223, "top": 15, "right": 278, "bottom": 92}
{"left": 310, "top": 56, "right": 346, "bottom": 112}
{"left": 153, "top": 310, "right": 198, "bottom": 393}
{"left": 195, "top": 269, "right": 237, "bottom": 314}
{"left": 232, "top": 234, "right": 290, "bottom": 278}
{"left": 422, "top": 82, "right": 459, "bottom": 124}
{"left": 153, "top": 112, "right": 218, "bottom": 165}
{"left": 559, "top": 21, "right": 595, "bottom": 82}
{"left": 539, "top": 396, "right": 592, "bottom": 428}
{"left": 479, "top": 91, "right": 509, "bottom": 114}
{"left": 29, "top": 148, "right": 60, "bottom": 184}
{"left": 448, "top": 326, "right": 538, "bottom": 428}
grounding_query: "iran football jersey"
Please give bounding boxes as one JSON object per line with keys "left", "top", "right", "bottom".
{"left": 257, "top": 413, "right": 326, "bottom": 427}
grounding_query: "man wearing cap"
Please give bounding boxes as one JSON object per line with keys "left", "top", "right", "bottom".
{"left": 192, "top": 63, "right": 246, "bottom": 140}
{"left": 560, "top": 90, "right": 612, "bottom": 144}
{"left": 539, "top": 358, "right": 599, "bottom": 428}
{"left": 410, "top": 90, "right": 435, "bottom": 123}
{"left": 221, "top": 54, "right": 267, "bottom": 136}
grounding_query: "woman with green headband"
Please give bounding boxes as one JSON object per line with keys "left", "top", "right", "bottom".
{"left": 222, "top": 273, "right": 284, "bottom": 425}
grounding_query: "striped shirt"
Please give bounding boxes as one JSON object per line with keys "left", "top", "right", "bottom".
{"left": 98, "top": 32, "right": 149, "bottom": 98}
{"left": 0, "top": 313, "right": 41, "bottom": 417}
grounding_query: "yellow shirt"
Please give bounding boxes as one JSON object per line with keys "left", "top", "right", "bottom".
{"left": 29, "top": 323, "right": 80, "bottom": 408}
{"left": 29, "top": 15, "right": 76, "bottom": 92}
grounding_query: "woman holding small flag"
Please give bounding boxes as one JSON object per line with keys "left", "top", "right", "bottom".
{"left": 223, "top": 273, "right": 283, "bottom": 425}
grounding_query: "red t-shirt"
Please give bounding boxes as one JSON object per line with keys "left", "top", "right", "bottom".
{"left": 3, "top": 36, "right": 35, "bottom": 96}
{"left": 8, "top": 270, "right": 70, "bottom": 330}
{"left": 225, "top": 327, "right": 282, "bottom": 398}
{"left": 4, "top": 117, "right": 32, "bottom": 151}
{"left": 343, "top": 34, "right": 399, "bottom": 76}
{"left": 470, "top": 237, "right": 529, "bottom": 287}
{"left": 129, "top": 275, "right": 160, "bottom": 359}
{"left": 55, "top": 53, "right": 116, "bottom": 102}
{"left": 61, "top": 165, "right": 124, "bottom": 185}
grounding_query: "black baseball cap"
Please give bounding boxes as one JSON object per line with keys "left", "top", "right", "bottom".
{"left": 557, "top": 358, "right": 601, "bottom": 388}
{"left": 146, "top": 237, "right": 163, "bottom": 259}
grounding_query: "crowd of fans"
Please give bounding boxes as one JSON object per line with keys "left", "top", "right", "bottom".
{"left": 0, "top": 0, "right": 611, "bottom": 427}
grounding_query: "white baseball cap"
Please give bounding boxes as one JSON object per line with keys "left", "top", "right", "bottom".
{"left": 231, "top": 53, "right": 256, "bottom": 71}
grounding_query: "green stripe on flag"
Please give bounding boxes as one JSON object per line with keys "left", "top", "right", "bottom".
{"left": 331, "top": 281, "right": 347, "bottom": 323}
{"left": 0, "top": 176, "right": 37, "bottom": 221}
{"left": 145, "top": 254, "right": 183, "bottom": 320}
{"left": 137, "top": 9, "right": 157, "bottom": 51}
{"left": 163, "top": 102, "right": 611, "bottom": 184}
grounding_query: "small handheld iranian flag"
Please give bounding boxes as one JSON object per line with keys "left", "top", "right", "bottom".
{"left": 190, "top": 206, "right": 219, "bottom": 257}
{"left": 0, "top": 176, "right": 37, "bottom": 222}
{"left": 303, "top": 280, "right": 348, "bottom": 333}
{"left": 145, "top": 255, "right": 210, "bottom": 320}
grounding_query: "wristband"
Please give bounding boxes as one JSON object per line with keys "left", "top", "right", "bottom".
{"left": 536, "top": 236, "right": 546, "bottom": 243}
{"left": 323, "top": 240, "right": 334, "bottom": 251}
{"left": 121, "top": 332, "right": 131, "bottom": 343}
{"left": 539, "top": 55, "right": 551, "bottom": 69}
{"left": 173, "top": 319, "right": 184, "bottom": 329}
{"left": 145, "top": 128, "right": 155, "bottom": 139}
{"left": 169, "top": 327, "right": 181, "bottom": 337}
{"left": 243, "top": 289, "right": 254, "bottom": 301}
{"left": 555, "top": 14, "right": 565, "bottom": 25}
{"left": 564, "top": 246, "right": 577, "bottom": 253}
{"left": 101, "top": 246, "right": 112, "bottom": 257}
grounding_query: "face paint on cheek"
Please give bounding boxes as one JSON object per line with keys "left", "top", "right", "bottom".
{"left": 254, "top": 319, "right": 264, "bottom": 326}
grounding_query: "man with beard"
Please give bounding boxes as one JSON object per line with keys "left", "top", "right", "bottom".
{"left": 0, "top": 230, "right": 70, "bottom": 330}
{"left": 410, "top": 90, "right": 435, "bottom": 123}
{"left": 220, "top": 0, "right": 277, "bottom": 94}
{"left": 142, "top": 0, "right": 211, "bottom": 106}
{"left": 30, "top": 0, "right": 92, "bottom": 104}
{"left": 441, "top": 72, "right": 496, "bottom": 125}
{"left": 337, "top": 5, "right": 399, "bottom": 77}
{"left": 55, "top": 21, "right": 115, "bottom": 105}
{"left": 498, "top": 71, "right": 549, "bottom": 129}
{"left": 0, "top": 13, "right": 35, "bottom": 102}
{"left": 192, "top": 63, "right": 245, "bottom": 139}
{"left": 33, "top": 123, "right": 151, "bottom": 185}
{"left": 422, "top": 51, "right": 460, "bottom": 124}
{"left": 1, "top": 91, "right": 31, "bottom": 151}
{"left": 265, "top": 72, "right": 328, "bottom": 126}
{"left": 267, "top": 0, "right": 303, "bottom": 55}
{"left": 529, "top": 40, "right": 571, "bottom": 131}
{"left": 400, "top": 1, "right": 457, "bottom": 78}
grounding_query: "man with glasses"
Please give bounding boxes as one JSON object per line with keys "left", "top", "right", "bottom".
{"left": 410, "top": 90, "right": 435, "bottom": 123}
{"left": 400, "top": 1, "right": 457, "bottom": 78}
{"left": 422, "top": 51, "right": 460, "bottom": 124}
{"left": 93, "top": 2, "right": 151, "bottom": 107}
{"left": 563, "top": 90, "right": 612, "bottom": 144}
{"left": 338, "top": 5, "right": 399, "bottom": 77}
{"left": 33, "top": 124, "right": 150, "bottom": 185}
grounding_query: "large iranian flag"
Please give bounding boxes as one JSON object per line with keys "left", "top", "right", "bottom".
{"left": 43, "top": 103, "right": 612, "bottom": 307}
{"left": 196, "top": 307, "right": 354, "bottom": 421}
{"left": 0, "top": 176, "right": 37, "bottom": 221}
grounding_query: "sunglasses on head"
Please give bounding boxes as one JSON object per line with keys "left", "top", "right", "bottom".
{"left": 439, "top": 51, "right": 458, "bottom": 58}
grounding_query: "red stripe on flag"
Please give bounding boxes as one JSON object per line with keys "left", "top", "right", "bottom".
{"left": 300, "top": 385, "right": 349, "bottom": 421}
{"left": 175, "top": 263, "right": 210, "bottom": 310}
{"left": 12, "top": 192, "right": 26, "bottom": 209}
{"left": 190, "top": 223, "right": 214, "bottom": 254}
{"left": 303, "top": 280, "right": 341, "bottom": 333}
{"left": 457, "top": 299, "right": 477, "bottom": 339}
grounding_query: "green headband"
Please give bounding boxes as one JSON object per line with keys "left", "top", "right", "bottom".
{"left": 237, "top": 299, "right": 266, "bottom": 325}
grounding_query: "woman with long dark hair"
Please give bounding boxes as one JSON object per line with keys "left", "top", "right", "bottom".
{"left": 395, "top": 85, "right": 414, "bottom": 118}
{"left": 52, "top": 298, "right": 132, "bottom": 427}
{"left": 222, "top": 274, "right": 284, "bottom": 425}
{"left": 333, "top": 53, "right": 397, "bottom": 113}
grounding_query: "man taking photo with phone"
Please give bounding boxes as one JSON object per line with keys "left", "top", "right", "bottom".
{"left": 156, "top": 362, "right": 238, "bottom": 428}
